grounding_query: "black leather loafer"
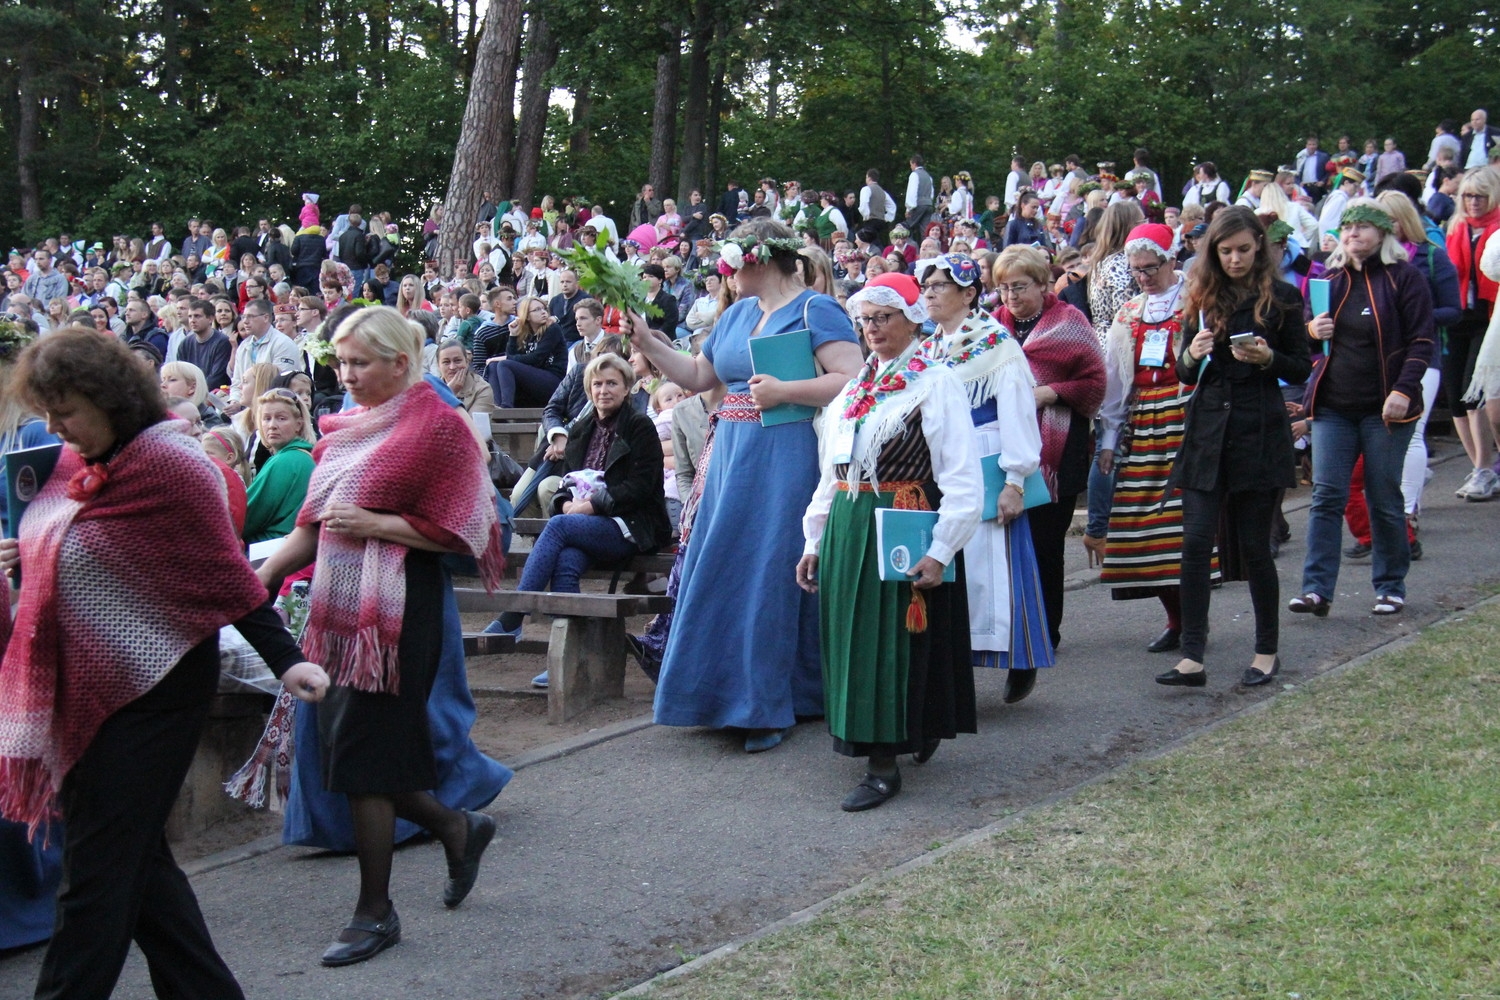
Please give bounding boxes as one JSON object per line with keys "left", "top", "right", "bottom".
{"left": 1155, "top": 666, "right": 1207, "bottom": 687}
{"left": 1146, "top": 628, "right": 1181, "bottom": 653}
{"left": 321, "top": 908, "right": 401, "bottom": 967}
{"left": 1003, "top": 668, "right": 1038, "bottom": 703}
{"left": 841, "top": 772, "right": 901, "bottom": 812}
{"left": 1240, "top": 656, "right": 1280, "bottom": 687}
{"left": 443, "top": 811, "right": 497, "bottom": 908}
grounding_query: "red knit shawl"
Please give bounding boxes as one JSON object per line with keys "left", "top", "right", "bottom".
{"left": 1000, "top": 294, "right": 1107, "bottom": 495}
{"left": 0, "top": 421, "right": 270, "bottom": 833}
{"left": 297, "top": 380, "right": 503, "bottom": 694}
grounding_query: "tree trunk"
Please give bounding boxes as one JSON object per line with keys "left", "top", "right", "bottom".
{"left": 676, "top": 0, "right": 713, "bottom": 204}
{"left": 491, "top": 28, "right": 521, "bottom": 202}
{"left": 437, "top": 0, "right": 524, "bottom": 280}
{"left": 766, "top": 56, "right": 779, "bottom": 123}
{"left": 512, "top": 8, "right": 558, "bottom": 210}
{"left": 15, "top": 52, "right": 40, "bottom": 230}
{"left": 569, "top": 79, "right": 591, "bottom": 157}
{"left": 648, "top": 23, "right": 681, "bottom": 199}
{"left": 705, "top": 36, "right": 725, "bottom": 199}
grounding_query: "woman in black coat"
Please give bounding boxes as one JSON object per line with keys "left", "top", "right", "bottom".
{"left": 490, "top": 352, "right": 670, "bottom": 644}
{"left": 1160, "top": 207, "right": 1312, "bottom": 689}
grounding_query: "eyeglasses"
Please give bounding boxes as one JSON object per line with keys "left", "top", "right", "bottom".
{"left": 998, "top": 281, "right": 1036, "bottom": 297}
{"left": 859, "top": 311, "right": 902, "bottom": 328}
{"left": 1127, "top": 263, "right": 1166, "bottom": 278}
{"left": 1462, "top": 193, "right": 1490, "bottom": 201}
{"left": 919, "top": 280, "right": 956, "bottom": 292}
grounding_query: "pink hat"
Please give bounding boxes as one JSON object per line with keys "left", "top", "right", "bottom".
{"left": 1124, "top": 223, "right": 1174, "bottom": 258}
{"left": 866, "top": 271, "right": 920, "bottom": 305}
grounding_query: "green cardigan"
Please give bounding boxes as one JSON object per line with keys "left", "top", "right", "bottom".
{"left": 242, "top": 438, "right": 315, "bottom": 544}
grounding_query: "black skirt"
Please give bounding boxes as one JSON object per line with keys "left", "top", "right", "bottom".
{"left": 318, "top": 549, "right": 444, "bottom": 795}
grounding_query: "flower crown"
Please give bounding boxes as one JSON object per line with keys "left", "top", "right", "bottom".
{"left": 0, "top": 316, "right": 35, "bottom": 362}
{"left": 714, "top": 235, "right": 803, "bottom": 274}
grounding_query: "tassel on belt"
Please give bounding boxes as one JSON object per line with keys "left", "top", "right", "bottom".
{"left": 837, "top": 479, "right": 934, "bottom": 633}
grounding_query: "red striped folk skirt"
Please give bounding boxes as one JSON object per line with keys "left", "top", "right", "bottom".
{"left": 1100, "top": 383, "right": 1217, "bottom": 596}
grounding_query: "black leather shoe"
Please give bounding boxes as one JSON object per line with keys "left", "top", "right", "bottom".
{"left": 1155, "top": 666, "right": 1207, "bottom": 687}
{"left": 841, "top": 772, "right": 901, "bottom": 812}
{"left": 443, "top": 811, "right": 496, "bottom": 908}
{"left": 321, "top": 908, "right": 401, "bottom": 967}
{"left": 1003, "top": 668, "right": 1038, "bottom": 703}
{"left": 1240, "top": 656, "right": 1280, "bottom": 687}
{"left": 624, "top": 634, "right": 661, "bottom": 683}
{"left": 912, "top": 738, "right": 941, "bottom": 764}
{"left": 1146, "top": 628, "right": 1181, "bottom": 653}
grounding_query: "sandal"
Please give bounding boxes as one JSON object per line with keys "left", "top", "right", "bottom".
{"left": 1287, "top": 593, "right": 1330, "bottom": 617}
{"left": 1372, "top": 595, "right": 1404, "bottom": 615}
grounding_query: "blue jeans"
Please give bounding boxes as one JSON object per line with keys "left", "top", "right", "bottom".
{"left": 487, "top": 360, "right": 562, "bottom": 409}
{"left": 1303, "top": 411, "right": 1416, "bottom": 601}
{"left": 519, "top": 514, "right": 635, "bottom": 595}
{"left": 1085, "top": 419, "right": 1116, "bottom": 538}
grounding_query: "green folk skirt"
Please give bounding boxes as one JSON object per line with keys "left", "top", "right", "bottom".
{"left": 818, "top": 488, "right": 976, "bottom": 758}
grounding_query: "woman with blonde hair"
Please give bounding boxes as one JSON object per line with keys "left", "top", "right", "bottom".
{"left": 254, "top": 305, "right": 506, "bottom": 966}
{"left": 242, "top": 387, "right": 317, "bottom": 543}
{"left": 160, "top": 360, "right": 209, "bottom": 407}
{"left": 1258, "top": 178, "right": 1320, "bottom": 247}
{"left": 233, "top": 361, "right": 283, "bottom": 474}
{"left": 1336, "top": 190, "right": 1455, "bottom": 560}
{"left": 1446, "top": 169, "right": 1500, "bottom": 499}
{"left": 487, "top": 293, "right": 566, "bottom": 408}
{"left": 1296, "top": 198, "right": 1434, "bottom": 618}
{"left": 797, "top": 245, "right": 836, "bottom": 294}
{"left": 394, "top": 273, "right": 431, "bottom": 318}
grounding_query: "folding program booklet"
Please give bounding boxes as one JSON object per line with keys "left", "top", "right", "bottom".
{"left": 747, "top": 327, "right": 818, "bottom": 426}
{"left": 874, "top": 507, "right": 956, "bottom": 583}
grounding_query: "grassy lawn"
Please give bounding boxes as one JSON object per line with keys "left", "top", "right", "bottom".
{"left": 634, "top": 603, "right": 1500, "bottom": 999}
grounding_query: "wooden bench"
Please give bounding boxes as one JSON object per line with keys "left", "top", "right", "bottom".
{"left": 453, "top": 588, "right": 671, "bottom": 722}
{"left": 488, "top": 406, "right": 545, "bottom": 463}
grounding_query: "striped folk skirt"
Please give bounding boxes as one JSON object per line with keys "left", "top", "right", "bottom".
{"left": 1100, "top": 383, "right": 1216, "bottom": 598}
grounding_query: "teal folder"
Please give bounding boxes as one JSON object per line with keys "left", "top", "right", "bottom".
{"left": 5, "top": 442, "right": 63, "bottom": 586}
{"left": 874, "top": 508, "right": 956, "bottom": 583}
{"left": 980, "top": 452, "right": 1050, "bottom": 519}
{"left": 748, "top": 328, "right": 817, "bottom": 426}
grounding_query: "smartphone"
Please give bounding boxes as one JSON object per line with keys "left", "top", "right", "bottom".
{"left": 1229, "top": 332, "right": 1258, "bottom": 349}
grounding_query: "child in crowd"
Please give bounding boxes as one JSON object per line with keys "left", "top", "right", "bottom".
{"left": 651, "top": 381, "right": 686, "bottom": 530}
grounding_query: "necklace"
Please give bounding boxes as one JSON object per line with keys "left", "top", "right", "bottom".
{"left": 1142, "top": 280, "right": 1183, "bottom": 324}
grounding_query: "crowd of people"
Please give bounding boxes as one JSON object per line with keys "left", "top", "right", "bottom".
{"left": 0, "top": 105, "right": 1498, "bottom": 994}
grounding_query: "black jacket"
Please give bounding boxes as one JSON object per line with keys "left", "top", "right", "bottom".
{"left": 263, "top": 239, "right": 292, "bottom": 272}
{"left": 337, "top": 225, "right": 371, "bottom": 268}
{"left": 556, "top": 405, "right": 671, "bottom": 553}
{"left": 290, "top": 234, "right": 327, "bottom": 287}
{"left": 1169, "top": 280, "right": 1312, "bottom": 493}
{"left": 503, "top": 324, "right": 568, "bottom": 378}
{"left": 646, "top": 289, "right": 678, "bottom": 332}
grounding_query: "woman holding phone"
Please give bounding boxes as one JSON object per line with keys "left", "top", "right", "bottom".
{"left": 1164, "top": 207, "right": 1311, "bottom": 688}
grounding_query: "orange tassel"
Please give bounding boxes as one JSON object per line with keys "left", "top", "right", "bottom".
{"left": 905, "top": 588, "right": 928, "bottom": 633}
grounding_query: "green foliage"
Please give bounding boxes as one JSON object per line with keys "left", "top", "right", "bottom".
{"left": 557, "top": 245, "right": 662, "bottom": 320}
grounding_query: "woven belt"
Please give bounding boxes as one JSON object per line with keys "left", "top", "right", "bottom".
{"left": 835, "top": 479, "right": 931, "bottom": 511}
{"left": 714, "top": 392, "right": 761, "bottom": 422}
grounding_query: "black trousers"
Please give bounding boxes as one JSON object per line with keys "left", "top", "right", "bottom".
{"left": 1026, "top": 493, "right": 1078, "bottom": 650}
{"left": 1179, "top": 487, "right": 1279, "bottom": 664}
{"left": 35, "top": 638, "right": 244, "bottom": 1000}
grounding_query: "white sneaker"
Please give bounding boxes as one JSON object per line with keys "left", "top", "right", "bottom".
{"left": 1467, "top": 467, "right": 1499, "bottom": 502}
{"left": 1456, "top": 468, "right": 1483, "bottom": 499}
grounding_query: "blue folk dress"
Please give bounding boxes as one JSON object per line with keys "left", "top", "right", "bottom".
{"left": 652, "top": 290, "right": 859, "bottom": 730}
